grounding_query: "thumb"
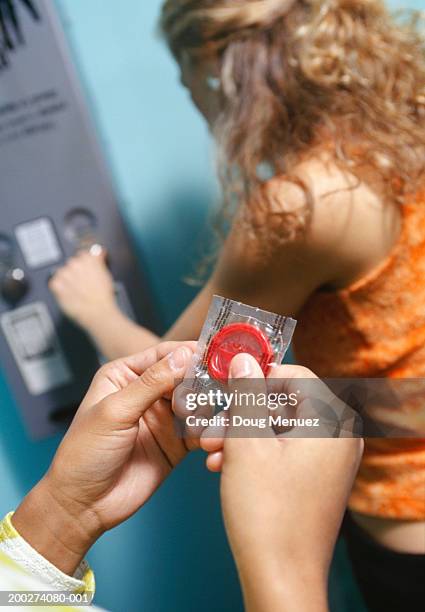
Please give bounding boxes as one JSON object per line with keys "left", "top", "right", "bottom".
{"left": 226, "top": 354, "right": 270, "bottom": 439}
{"left": 99, "top": 345, "right": 193, "bottom": 428}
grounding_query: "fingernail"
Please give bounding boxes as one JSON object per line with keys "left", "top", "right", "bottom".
{"left": 169, "top": 346, "right": 191, "bottom": 372}
{"left": 229, "top": 354, "right": 254, "bottom": 379}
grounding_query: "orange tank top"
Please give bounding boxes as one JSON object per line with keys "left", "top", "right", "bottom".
{"left": 293, "top": 186, "right": 425, "bottom": 520}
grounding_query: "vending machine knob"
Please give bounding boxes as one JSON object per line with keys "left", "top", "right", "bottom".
{"left": 1, "top": 268, "right": 30, "bottom": 304}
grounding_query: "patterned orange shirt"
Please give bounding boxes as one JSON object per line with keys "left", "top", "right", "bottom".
{"left": 293, "top": 187, "right": 425, "bottom": 520}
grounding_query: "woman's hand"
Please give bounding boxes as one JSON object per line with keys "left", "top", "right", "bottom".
{"left": 49, "top": 250, "right": 118, "bottom": 329}
{"left": 13, "top": 342, "right": 194, "bottom": 576}
{"left": 207, "top": 355, "right": 364, "bottom": 612}
{"left": 49, "top": 250, "right": 160, "bottom": 360}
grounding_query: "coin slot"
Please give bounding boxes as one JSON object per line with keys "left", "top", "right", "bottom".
{"left": 64, "top": 208, "right": 98, "bottom": 250}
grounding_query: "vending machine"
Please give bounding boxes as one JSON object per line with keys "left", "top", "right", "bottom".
{"left": 0, "top": 0, "right": 158, "bottom": 439}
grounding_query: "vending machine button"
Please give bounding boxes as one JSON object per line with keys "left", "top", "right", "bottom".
{"left": 1, "top": 268, "right": 30, "bottom": 305}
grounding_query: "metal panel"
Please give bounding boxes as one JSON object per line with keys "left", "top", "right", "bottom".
{"left": 0, "top": 0, "right": 158, "bottom": 439}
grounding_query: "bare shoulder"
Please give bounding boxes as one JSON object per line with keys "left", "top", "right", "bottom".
{"left": 212, "top": 152, "right": 400, "bottom": 316}
{"left": 268, "top": 154, "right": 401, "bottom": 288}
{"left": 212, "top": 157, "right": 356, "bottom": 312}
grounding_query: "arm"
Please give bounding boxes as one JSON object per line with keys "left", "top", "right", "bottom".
{"left": 50, "top": 156, "right": 380, "bottom": 358}
{"left": 49, "top": 229, "right": 326, "bottom": 360}
{"left": 214, "top": 355, "right": 364, "bottom": 612}
{"left": 52, "top": 222, "right": 337, "bottom": 357}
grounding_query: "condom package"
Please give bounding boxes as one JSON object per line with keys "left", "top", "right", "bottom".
{"left": 184, "top": 295, "right": 297, "bottom": 392}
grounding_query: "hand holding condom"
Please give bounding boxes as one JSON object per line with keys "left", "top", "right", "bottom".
{"left": 199, "top": 353, "right": 364, "bottom": 612}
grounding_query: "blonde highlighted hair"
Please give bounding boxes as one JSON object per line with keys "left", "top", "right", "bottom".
{"left": 161, "top": 0, "right": 425, "bottom": 246}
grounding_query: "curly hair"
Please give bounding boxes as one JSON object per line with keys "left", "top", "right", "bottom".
{"left": 160, "top": 0, "right": 425, "bottom": 248}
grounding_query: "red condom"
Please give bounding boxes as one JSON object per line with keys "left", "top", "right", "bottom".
{"left": 206, "top": 322, "right": 274, "bottom": 382}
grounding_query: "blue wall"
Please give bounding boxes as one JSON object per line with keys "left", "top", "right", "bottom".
{"left": 0, "top": 1, "right": 422, "bottom": 611}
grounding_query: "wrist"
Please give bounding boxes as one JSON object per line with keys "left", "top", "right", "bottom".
{"left": 82, "top": 300, "right": 121, "bottom": 334}
{"left": 237, "top": 551, "right": 328, "bottom": 612}
{"left": 12, "top": 477, "right": 100, "bottom": 576}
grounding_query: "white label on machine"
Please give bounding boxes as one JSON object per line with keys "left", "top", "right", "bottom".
{"left": 15, "top": 218, "right": 62, "bottom": 268}
{"left": 1, "top": 302, "right": 73, "bottom": 395}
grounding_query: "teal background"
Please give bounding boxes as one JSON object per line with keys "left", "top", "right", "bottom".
{"left": 0, "top": 1, "right": 422, "bottom": 611}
